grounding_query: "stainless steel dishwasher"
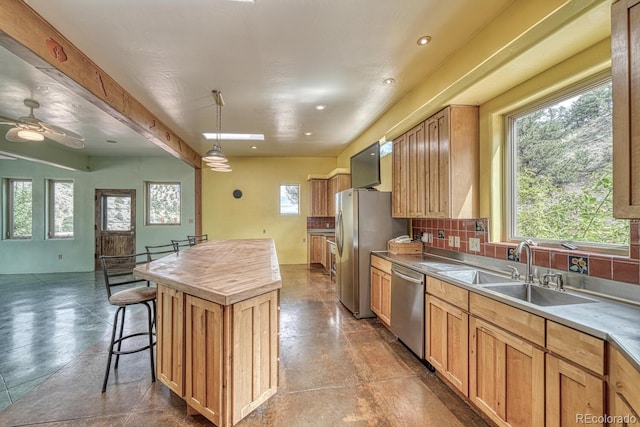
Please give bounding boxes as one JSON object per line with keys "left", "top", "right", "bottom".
{"left": 390, "top": 264, "right": 425, "bottom": 358}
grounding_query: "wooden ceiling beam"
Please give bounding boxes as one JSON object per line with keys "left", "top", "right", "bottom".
{"left": 0, "top": 0, "right": 202, "bottom": 168}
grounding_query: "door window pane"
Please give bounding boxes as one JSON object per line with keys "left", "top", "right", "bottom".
{"left": 8, "top": 179, "right": 32, "bottom": 239}
{"left": 103, "top": 195, "right": 132, "bottom": 231}
{"left": 280, "top": 185, "right": 299, "bottom": 215}
{"left": 49, "top": 180, "right": 74, "bottom": 238}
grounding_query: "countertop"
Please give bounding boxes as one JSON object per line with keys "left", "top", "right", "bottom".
{"left": 134, "top": 238, "right": 282, "bottom": 306}
{"left": 307, "top": 229, "right": 335, "bottom": 236}
{"left": 374, "top": 251, "right": 640, "bottom": 371}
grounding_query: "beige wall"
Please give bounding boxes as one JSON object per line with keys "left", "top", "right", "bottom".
{"left": 201, "top": 157, "right": 336, "bottom": 264}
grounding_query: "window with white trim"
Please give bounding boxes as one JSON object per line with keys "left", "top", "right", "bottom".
{"left": 280, "top": 184, "right": 299, "bottom": 215}
{"left": 48, "top": 179, "right": 74, "bottom": 238}
{"left": 506, "top": 76, "right": 628, "bottom": 249}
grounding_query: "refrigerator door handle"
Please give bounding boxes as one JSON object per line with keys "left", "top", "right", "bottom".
{"left": 336, "top": 210, "right": 344, "bottom": 257}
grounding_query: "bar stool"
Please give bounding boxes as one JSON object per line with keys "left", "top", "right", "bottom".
{"left": 100, "top": 253, "right": 156, "bottom": 393}
{"left": 187, "top": 234, "right": 208, "bottom": 246}
{"left": 171, "top": 238, "right": 191, "bottom": 250}
{"left": 145, "top": 242, "right": 179, "bottom": 261}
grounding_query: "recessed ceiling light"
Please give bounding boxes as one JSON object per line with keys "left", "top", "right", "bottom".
{"left": 251, "top": 146, "right": 257, "bottom": 149}
{"left": 304, "top": 132, "right": 312, "bottom": 136}
{"left": 106, "top": 139, "right": 118, "bottom": 144}
{"left": 383, "top": 78, "right": 395, "bottom": 85}
{"left": 315, "top": 104, "right": 326, "bottom": 111}
{"left": 202, "top": 133, "right": 265, "bottom": 141}
{"left": 417, "top": 36, "right": 431, "bottom": 46}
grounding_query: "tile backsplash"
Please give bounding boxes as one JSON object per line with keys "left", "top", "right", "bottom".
{"left": 307, "top": 217, "right": 335, "bottom": 230}
{"left": 412, "top": 218, "right": 640, "bottom": 286}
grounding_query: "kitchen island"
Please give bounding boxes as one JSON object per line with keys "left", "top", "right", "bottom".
{"left": 134, "top": 239, "right": 281, "bottom": 427}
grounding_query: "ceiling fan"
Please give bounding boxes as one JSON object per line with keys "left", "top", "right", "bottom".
{"left": 0, "top": 98, "right": 85, "bottom": 149}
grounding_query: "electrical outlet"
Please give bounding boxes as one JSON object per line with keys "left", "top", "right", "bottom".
{"left": 454, "top": 236, "right": 460, "bottom": 248}
{"left": 57, "top": 254, "right": 63, "bottom": 260}
{"left": 428, "top": 233, "right": 433, "bottom": 243}
{"left": 469, "top": 237, "right": 480, "bottom": 252}
{"left": 448, "top": 236, "right": 454, "bottom": 246}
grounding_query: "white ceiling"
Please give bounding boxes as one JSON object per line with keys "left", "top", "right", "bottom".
{"left": 0, "top": 0, "right": 611, "bottom": 163}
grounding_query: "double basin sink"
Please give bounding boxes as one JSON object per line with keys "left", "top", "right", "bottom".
{"left": 435, "top": 268, "right": 598, "bottom": 307}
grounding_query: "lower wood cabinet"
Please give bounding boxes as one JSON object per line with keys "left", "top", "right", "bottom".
{"left": 370, "top": 255, "right": 391, "bottom": 327}
{"left": 157, "top": 285, "right": 185, "bottom": 396}
{"left": 546, "top": 353, "right": 604, "bottom": 427}
{"left": 370, "top": 266, "right": 391, "bottom": 326}
{"left": 609, "top": 345, "right": 640, "bottom": 426}
{"left": 469, "top": 316, "right": 545, "bottom": 427}
{"left": 545, "top": 321, "right": 606, "bottom": 426}
{"left": 308, "top": 234, "right": 326, "bottom": 265}
{"left": 425, "top": 294, "right": 468, "bottom": 396}
{"left": 156, "top": 284, "right": 279, "bottom": 427}
{"left": 185, "top": 295, "right": 224, "bottom": 425}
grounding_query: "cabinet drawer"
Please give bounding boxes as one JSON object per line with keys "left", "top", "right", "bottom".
{"left": 546, "top": 321, "right": 605, "bottom": 375}
{"left": 371, "top": 255, "right": 392, "bottom": 274}
{"left": 427, "top": 277, "right": 468, "bottom": 310}
{"left": 469, "top": 293, "right": 545, "bottom": 347}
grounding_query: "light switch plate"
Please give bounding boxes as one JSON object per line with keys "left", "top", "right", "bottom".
{"left": 469, "top": 237, "right": 480, "bottom": 252}
{"left": 454, "top": 236, "right": 460, "bottom": 248}
{"left": 448, "top": 236, "right": 454, "bottom": 246}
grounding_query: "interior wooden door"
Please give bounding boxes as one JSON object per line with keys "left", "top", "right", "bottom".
{"left": 95, "top": 189, "right": 136, "bottom": 269}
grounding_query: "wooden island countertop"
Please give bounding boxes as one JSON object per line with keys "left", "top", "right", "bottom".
{"left": 134, "top": 238, "right": 282, "bottom": 306}
{"left": 133, "top": 238, "right": 281, "bottom": 426}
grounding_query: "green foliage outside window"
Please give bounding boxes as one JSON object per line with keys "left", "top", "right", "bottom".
{"left": 147, "top": 183, "right": 181, "bottom": 224}
{"left": 512, "top": 79, "right": 629, "bottom": 245}
{"left": 10, "top": 180, "right": 32, "bottom": 238}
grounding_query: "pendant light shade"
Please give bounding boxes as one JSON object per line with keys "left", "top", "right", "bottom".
{"left": 205, "top": 90, "right": 231, "bottom": 172}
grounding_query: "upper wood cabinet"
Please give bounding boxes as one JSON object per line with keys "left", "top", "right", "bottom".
{"left": 612, "top": 0, "right": 640, "bottom": 218}
{"left": 392, "top": 105, "right": 478, "bottom": 218}
{"left": 310, "top": 179, "right": 328, "bottom": 216}
{"left": 392, "top": 133, "right": 409, "bottom": 217}
{"left": 327, "top": 174, "right": 350, "bottom": 217}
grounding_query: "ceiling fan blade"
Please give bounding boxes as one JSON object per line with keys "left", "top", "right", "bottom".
{"left": 42, "top": 128, "right": 86, "bottom": 149}
{"left": 5, "top": 127, "right": 26, "bottom": 142}
{"left": 0, "top": 115, "right": 19, "bottom": 126}
{"left": 43, "top": 122, "right": 84, "bottom": 140}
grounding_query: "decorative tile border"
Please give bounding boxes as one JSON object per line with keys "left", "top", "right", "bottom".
{"left": 412, "top": 217, "right": 640, "bottom": 286}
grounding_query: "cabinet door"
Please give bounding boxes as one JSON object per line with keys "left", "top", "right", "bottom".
{"left": 392, "top": 134, "right": 408, "bottom": 217}
{"left": 469, "top": 316, "right": 545, "bottom": 427}
{"left": 546, "top": 354, "right": 604, "bottom": 427}
{"left": 327, "top": 177, "right": 337, "bottom": 217}
{"left": 407, "top": 122, "right": 427, "bottom": 217}
{"left": 426, "top": 109, "right": 449, "bottom": 218}
{"left": 370, "top": 267, "right": 382, "bottom": 317}
{"left": 310, "top": 179, "right": 328, "bottom": 216}
{"left": 309, "top": 235, "right": 325, "bottom": 264}
{"left": 380, "top": 270, "right": 391, "bottom": 326}
{"left": 156, "top": 284, "right": 185, "bottom": 396}
{"left": 609, "top": 345, "right": 640, "bottom": 426}
{"left": 185, "top": 295, "right": 224, "bottom": 426}
{"left": 232, "top": 290, "right": 279, "bottom": 424}
{"left": 426, "top": 295, "right": 468, "bottom": 396}
{"left": 612, "top": 0, "right": 640, "bottom": 218}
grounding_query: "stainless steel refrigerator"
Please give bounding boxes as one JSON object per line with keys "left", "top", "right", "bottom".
{"left": 335, "top": 189, "right": 407, "bottom": 318}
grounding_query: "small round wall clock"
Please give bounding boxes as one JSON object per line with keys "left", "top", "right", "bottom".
{"left": 232, "top": 189, "right": 243, "bottom": 199}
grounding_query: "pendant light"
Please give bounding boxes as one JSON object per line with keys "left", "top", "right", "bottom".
{"left": 203, "top": 90, "right": 231, "bottom": 171}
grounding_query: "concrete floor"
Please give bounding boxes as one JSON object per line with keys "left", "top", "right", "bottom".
{"left": 0, "top": 265, "right": 488, "bottom": 426}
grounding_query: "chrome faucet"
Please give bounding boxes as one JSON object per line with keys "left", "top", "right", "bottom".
{"left": 515, "top": 240, "right": 534, "bottom": 284}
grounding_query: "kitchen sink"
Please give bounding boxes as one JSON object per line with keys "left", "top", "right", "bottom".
{"left": 481, "top": 284, "right": 598, "bottom": 306}
{"left": 439, "top": 269, "right": 516, "bottom": 285}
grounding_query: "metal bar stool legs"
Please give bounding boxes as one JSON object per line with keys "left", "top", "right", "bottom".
{"left": 102, "top": 301, "right": 156, "bottom": 393}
